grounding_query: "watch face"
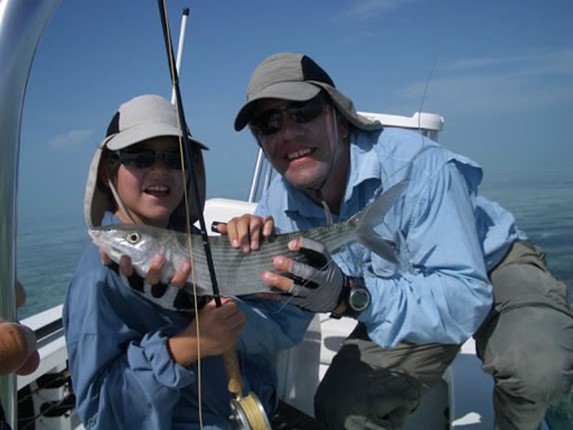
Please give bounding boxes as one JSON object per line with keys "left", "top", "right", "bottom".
{"left": 349, "top": 288, "right": 370, "bottom": 312}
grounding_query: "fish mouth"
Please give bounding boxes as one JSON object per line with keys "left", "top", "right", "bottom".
{"left": 87, "top": 228, "right": 101, "bottom": 243}
{"left": 88, "top": 229, "right": 122, "bottom": 259}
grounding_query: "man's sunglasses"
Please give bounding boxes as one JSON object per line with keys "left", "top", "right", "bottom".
{"left": 249, "top": 96, "right": 325, "bottom": 137}
{"left": 112, "top": 149, "right": 185, "bottom": 170}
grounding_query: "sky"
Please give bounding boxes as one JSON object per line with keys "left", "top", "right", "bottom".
{"left": 17, "top": 0, "right": 573, "bottom": 220}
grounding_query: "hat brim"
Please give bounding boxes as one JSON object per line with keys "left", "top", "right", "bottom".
{"left": 319, "top": 84, "right": 384, "bottom": 132}
{"left": 234, "top": 82, "right": 321, "bottom": 131}
{"left": 105, "top": 122, "right": 209, "bottom": 151}
{"left": 234, "top": 81, "right": 383, "bottom": 133}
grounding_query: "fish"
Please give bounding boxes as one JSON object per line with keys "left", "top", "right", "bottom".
{"left": 88, "top": 180, "right": 408, "bottom": 297}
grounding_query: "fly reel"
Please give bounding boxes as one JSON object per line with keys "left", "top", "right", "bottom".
{"left": 229, "top": 392, "right": 271, "bottom": 430}
{"left": 224, "top": 348, "right": 271, "bottom": 430}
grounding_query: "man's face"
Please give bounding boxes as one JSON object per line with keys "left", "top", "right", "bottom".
{"left": 250, "top": 95, "right": 349, "bottom": 194}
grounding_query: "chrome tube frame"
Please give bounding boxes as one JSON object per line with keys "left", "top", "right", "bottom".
{"left": 0, "top": 0, "right": 61, "bottom": 426}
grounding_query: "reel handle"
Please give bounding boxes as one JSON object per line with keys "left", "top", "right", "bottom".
{"left": 223, "top": 346, "right": 244, "bottom": 396}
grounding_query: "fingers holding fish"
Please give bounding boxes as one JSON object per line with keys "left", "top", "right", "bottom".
{"left": 260, "top": 240, "right": 323, "bottom": 295}
{"left": 170, "top": 259, "right": 192, "bottom": 288}
{"left": 118, "top": 254, "right": 134, "bottom": 276}
{"left": 261, "top": 255, "right": 297, "bottom": 294}
{"left": 261, "top": 238, "right": 347, "bottom": 313}
{"left": 223, "top": 214, "right": 274, "bottom": 253}
{"left": 145, "top": 254, "right": 166, "bottom": 285}
{"left": 100, "top": 250, "right": 197, "bottom": 311}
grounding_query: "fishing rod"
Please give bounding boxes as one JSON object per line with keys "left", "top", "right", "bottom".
{"left": 155, "top": 2, "right": 270, "bottom": 429}
{"left": 156, "top": 1, "right": 220, "bottom": 307}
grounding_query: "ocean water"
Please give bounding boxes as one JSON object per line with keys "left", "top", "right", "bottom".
{"left": 480, "top": 170, "right": 573, "bottom": 288}
{"left": 17, "top": 210, "right": 88, "bottom": 320}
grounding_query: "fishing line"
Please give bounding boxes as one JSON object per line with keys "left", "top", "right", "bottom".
{"left": 156, "top": 1, "right": 207, "bottom": 427}
{"left": 378, "top": 24, "right": 442, "bottom": 200}
{"left": 416, "top": 4, "right": 441, "bottom": 150}
{"left": 308, "top": 102, "right": 341, "bottom": 224}
{"left": 417, "top": 37, "right": 438, "bottom": 130}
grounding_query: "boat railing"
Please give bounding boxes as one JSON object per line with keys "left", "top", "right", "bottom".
{"left": 0, "top": 1, "right": 63, "bottom": 426}
{"left": 17, "top": 306, "right": 82, "bottom": 429}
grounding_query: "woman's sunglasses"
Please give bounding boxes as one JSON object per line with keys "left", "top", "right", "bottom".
{"left": 112, "top": 149, "right": 185, "bottom": 170}
{"left": 249, "top": 96, "right": 325, "bottom": 137}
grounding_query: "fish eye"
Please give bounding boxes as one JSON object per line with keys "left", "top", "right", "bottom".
{"left": 126, "top": 232, "right": 140, "bottom": 244}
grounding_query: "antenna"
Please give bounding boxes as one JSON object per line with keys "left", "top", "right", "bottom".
{"left": 171, "top": 8, "right": 190, "bottom": 105}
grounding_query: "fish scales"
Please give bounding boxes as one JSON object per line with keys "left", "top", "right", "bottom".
{"left": 187, "top": 221, "right": 356, "bottom": 296}
{"left": 88, "top": 180, "right": 408, "bottom": 297}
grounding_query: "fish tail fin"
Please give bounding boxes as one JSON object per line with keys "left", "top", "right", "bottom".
{"left": 349, "top": 179, "right": 408, "bottom": 264}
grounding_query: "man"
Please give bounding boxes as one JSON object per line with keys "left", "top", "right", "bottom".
{"left": 225, "top": 52, "right": 573, "bottom": 429}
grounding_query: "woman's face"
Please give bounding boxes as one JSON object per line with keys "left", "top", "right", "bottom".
{"left": 110, "top": 136, "right": 186, "bottom": 228}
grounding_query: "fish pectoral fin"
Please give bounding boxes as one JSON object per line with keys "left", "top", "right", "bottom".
{"left": 360, "top": 234, "right": 399, "bottom": 264}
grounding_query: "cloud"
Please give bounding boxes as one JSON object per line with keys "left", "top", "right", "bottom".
{"left": 48, "top": 129, "right": 96, "bottom": 150}
{"left": 443, "top": 48, "right": 573, "bottom": 77}
{"left": 396, "top": 48, "right": 573, "bottom": 116}
{"left": 342, "top": 0, "right": 416, "bottom": 20}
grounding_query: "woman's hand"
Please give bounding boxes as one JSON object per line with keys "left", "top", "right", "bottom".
{"left": 217, "top": 214, "right": 274, "bottom": 253}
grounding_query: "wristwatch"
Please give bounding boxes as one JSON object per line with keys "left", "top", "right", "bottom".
{"left": 330, "top": 277, "right": 371, "bottom": 319}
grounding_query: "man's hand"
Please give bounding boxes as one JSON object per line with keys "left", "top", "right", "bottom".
{"left": 260, "top": 237, "right": 347, "bottom": 313}
{"left": 0, "top": 282, "right": 40, "bottom": 376}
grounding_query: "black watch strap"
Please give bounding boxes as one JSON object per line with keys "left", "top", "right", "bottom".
{"left": 330, "top": 276, "right": 351, "bottom": 319}
{"left": 330, "top": 277, "right": 370, "bottom": 319}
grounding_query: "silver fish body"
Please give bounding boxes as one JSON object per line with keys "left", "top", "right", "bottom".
{"left": 88, "top": 180, "right": 407, "bottom": 297}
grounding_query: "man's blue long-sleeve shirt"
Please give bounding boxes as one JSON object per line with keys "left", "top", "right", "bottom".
{"left": 255, "top": 127, "right": 524, "bottom": 348}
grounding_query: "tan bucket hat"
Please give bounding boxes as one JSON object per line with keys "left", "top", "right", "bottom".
{"left": 234, "top": 52, "right": 383, "bottom": 132}
{"left": 84, "top": 94, "right": 208, "bottom": 228}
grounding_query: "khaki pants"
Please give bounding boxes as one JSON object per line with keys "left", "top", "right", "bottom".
{"left": 475, "top": 241, "right": 573, "bottom": 430}
{"left": 315, "top": 323, "right": 460, "bottom": 429}
{"left": 314, "top": 241, "right": 573, "bottom": 430}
